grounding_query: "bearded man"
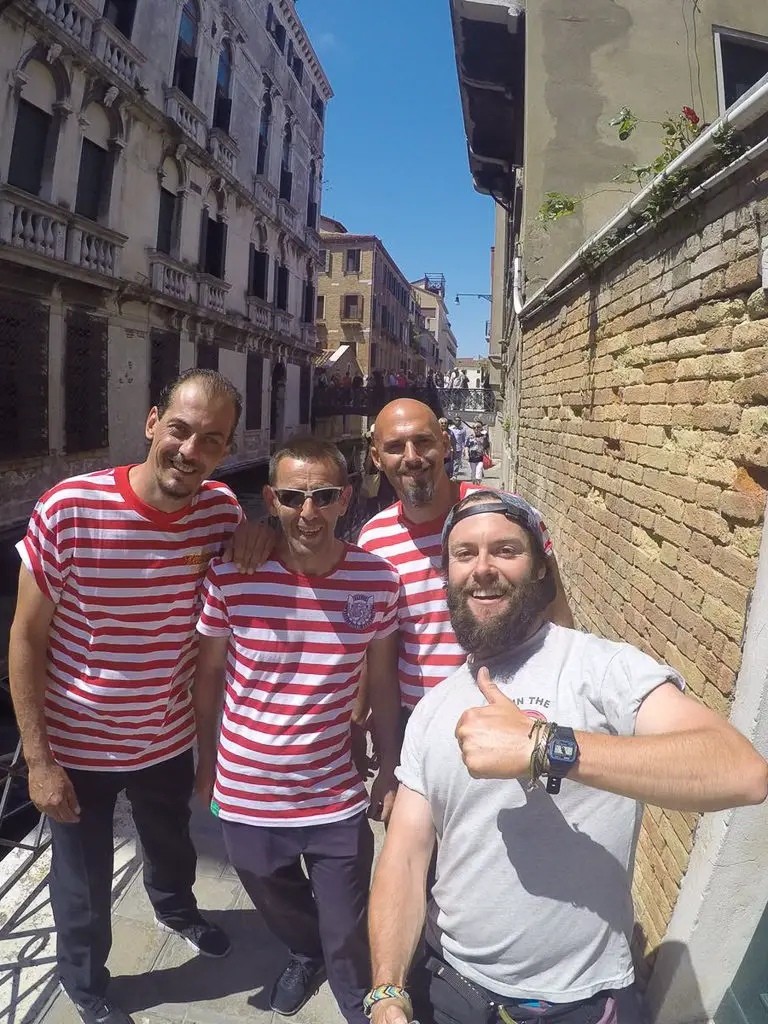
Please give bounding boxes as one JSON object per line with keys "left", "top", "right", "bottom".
{"left": 364, "top": 489, "right": 768, "bottom": 1024}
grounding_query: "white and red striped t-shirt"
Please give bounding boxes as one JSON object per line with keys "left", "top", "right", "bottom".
{"left": 17, "top": 467, "right": 241, "bottom": 772}
{"left": 357, "top": 483, "right": 553, "bottom": 710}
{"left": 197, "top": 546, "right": 400, "bottom": 826}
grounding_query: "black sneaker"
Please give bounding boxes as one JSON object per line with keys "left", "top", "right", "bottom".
{"left": 63, "top": 991, "right": 134, "bottom": 1024}
{"left": 269, "top": 957, "right": 326, "bottom": 1016}
{"left": 156, "top": 915, "right": 231, "bottom": 957}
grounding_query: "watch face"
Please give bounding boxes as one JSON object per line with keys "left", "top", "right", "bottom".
{"left": 552, "top": 739, "right": 577, "bottom": 760}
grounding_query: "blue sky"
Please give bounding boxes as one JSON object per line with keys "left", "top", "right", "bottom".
{"left": 298, "top": 0, "right": 496, "bottom": 359}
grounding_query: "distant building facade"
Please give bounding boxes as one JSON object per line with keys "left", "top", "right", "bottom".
{"left": 317, "top": 216, "right": 423, "bottom": 377}
{"left": 411, "top": 275, "right": 458, "bottom": 374}
{"left": 0, "top": 0, "right": 331, "bottom": 533}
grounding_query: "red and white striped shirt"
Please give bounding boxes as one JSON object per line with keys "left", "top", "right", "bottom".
{"left": 17, "top": 467, "right": 241, "bottom": 771}
{"left": 357, "top": 483, "right": 553, "bottom": 710}
{"left": 197, "top": 546, "right": 400, "bottom": 826}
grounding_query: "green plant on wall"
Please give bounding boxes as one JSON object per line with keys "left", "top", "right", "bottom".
{"left": 537, "top": 105, "right": 720, "bottom": 226}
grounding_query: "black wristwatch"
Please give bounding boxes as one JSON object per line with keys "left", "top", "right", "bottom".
{"left": 545, "top": 726, "right": 579, "bottom": 794}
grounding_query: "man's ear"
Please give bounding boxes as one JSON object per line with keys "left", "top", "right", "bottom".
{"left": 145, "top": 407, "right": 159, "bottom": 442}
{"left": 339, "top": 484, "right": 353, "bottom": 515}
{"left": 370, "top": 443, "right": 383, "bottom": 471}
{"left": 263, "top": 484, "right": 278, "bottom": 517}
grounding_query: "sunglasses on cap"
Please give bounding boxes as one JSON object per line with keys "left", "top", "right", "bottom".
{"left": 273, "top": 487, "right": 344, "bottom": 509}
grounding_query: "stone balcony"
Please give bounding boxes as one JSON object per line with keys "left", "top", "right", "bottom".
{"left": 253, "top": 176, "right": 277, "bottom": 218}
{"left": 277, "top": 200, "right": 298, "bottom": 233}
{"left": 208, "top": 128, "right": 238, "bottom": 176}
{"left": 148, "top": 251, "right": 195, "bottom": 302}
{"left": 0, "top": 184, "right": 126, "bottom": 280}
{"left": 301, "top": 323, "right": 318, "bottom": 351}
{"left": 246, "top": 295, "right": 273, "bottom": 332}
{"left": 273, "top": 309, "right": 295, "bottom": 338}
{"left": 33, "top": 0, "right": 146, "bottom": 87}
{"left": 198, "top": 275, "right": 230, "bottom": 314}
{"left": 91, "top": 17, "right": 144, "bottom": 86}
{"left": 164, "top": 87, "right": 206, "bottom": 147}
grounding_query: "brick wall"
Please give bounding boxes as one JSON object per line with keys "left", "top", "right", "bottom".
{"left": 512, "top": 164, "right": 768, "bottom": 978}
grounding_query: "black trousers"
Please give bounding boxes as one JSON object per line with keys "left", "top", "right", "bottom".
{"left": 49, "top": 749, "right": 198, "bottom": 1009}
{"left": 221, "top": 810, "right": 373, "bottom": 1024}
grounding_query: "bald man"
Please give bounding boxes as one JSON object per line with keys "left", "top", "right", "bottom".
{"left": 357, "top": 399, "right": 572, "bottom": 721}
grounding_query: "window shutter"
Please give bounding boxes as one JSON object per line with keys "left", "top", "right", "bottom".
{"left": 198, "top": 211, "right": 209, "bottom": 271}
{"left": 299, "top": 364, "right": 311, "bottom": 425}
{"left": 245, "top": 350, "right": 264, "bottom": 430}
{"left": 65, "top": 309, "right": 108, "bottom": 453}
{"left": 197, "top": 343, "right": 219, "bottom": 370}
{"left": 8, "top": 100, "right": 50, "bottom": 197}
{"left": 248, "top": 244, "right": 256, "bottom": 294}
{"left": 219, "top": 220, "right": 228, "bottom": 279}
{"left": 149, "top": 329, "right": 180, "bottom": 409}
{"left": 75, "top": 140, "right": 108, "bottom": 221}
{"left": 0, "top": 297, "right": 49, "bottom": 459}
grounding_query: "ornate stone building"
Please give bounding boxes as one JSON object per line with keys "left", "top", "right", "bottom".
{"left": 0, "top": 0, "right": 331, "bottom": 531}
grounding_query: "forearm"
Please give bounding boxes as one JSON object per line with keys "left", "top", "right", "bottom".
{"left": 368, "top": 668, "right": 402, "bottom": 773}
{"left": 8, "top": 627, "right": 53, "bottom": 767}
{"left": 352, "top": 663, "right": 370, "bottom": 725}
{"left": 573, "top": 728, "right": 767, "bottom": 811}
{"left": 370, "top": 844, "right": 428, "bottom": 987}
{"left": 192, "top": 669, "right": 225, "bottom": 769}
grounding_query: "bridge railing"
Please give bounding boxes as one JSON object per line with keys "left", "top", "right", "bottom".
{"left": 312, "top": 385, "right": 497, "bottom": 421}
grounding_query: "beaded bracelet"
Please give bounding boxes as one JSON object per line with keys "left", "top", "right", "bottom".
{"left": 363, "top": 985, "right": 413, "bottom": 1019}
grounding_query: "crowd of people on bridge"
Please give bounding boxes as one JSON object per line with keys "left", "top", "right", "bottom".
{"left": 8, "top": 369, "right": 768, "bottom": 1024}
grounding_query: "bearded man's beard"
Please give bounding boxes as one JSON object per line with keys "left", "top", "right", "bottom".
{"left": 446, "top": 573, "right": 553, "bottom": 658}
{"left": 398, "top": 464, "right": 436, "bottom": 507}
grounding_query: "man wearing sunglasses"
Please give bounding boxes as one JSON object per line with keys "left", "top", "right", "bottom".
{"left": 193, "top": 437, "right": 401, "bottom": 1024}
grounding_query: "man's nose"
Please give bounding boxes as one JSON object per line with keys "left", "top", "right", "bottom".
{"left": 403, "top": 441, "right": 420, "bottom": 462}
{"left": 300, "top": 496, "right": 320, "bottom": 518}
{"left": 178, "top": 435, "right": 200, "bottom": 461}
{"left": 472, "top": 551, "right": 496, "bottom": 578}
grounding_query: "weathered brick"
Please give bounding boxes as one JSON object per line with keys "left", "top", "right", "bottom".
{"left": 731, "top": 320, "right": 768, "bottom": 350}
{"left": 720, "top": 490, "right": 766, "bottom": 524}
{"left": 724, "top": 256, "right": 760, "bottom": 292}
{"left": 682, "top": 505, "right": 731, "bottom": 542}
{"left": 700, "top": 595, "right": 745, "bottom": 643}
{"left": 710, "top": 545, "right": 758, "bottom": 588}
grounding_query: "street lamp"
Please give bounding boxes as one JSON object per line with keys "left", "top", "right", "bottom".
{"left": 455, "top": 293, "right": 492, "bottom": 305}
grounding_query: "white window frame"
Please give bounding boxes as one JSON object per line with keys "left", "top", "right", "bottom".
{"left": 713, "top": 24, "right": 768, "bottom": 115}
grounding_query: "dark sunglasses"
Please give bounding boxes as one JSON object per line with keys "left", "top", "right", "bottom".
{"left": 273, "top": 487, "right": 343, "bottom": 509}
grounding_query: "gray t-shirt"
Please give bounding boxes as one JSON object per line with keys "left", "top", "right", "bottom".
{"left": 396, "top": 623, "right": 683, "bottom": 1003}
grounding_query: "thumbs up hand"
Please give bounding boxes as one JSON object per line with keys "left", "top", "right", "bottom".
{"left": 455, "top": 667, "right": 536, "bottom": 779}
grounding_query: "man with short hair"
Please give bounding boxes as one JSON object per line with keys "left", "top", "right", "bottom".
{"left": 365, "top": 489, "right": 768, "bottom": 1024}
{"left": 357, "top": 399, "right": 572, "bottom": 721}
{"left": 9, "top": 369, "right": 245, "bottom": 1024}
{"left": 448, "top": 419, "right": 468, "bottom": 478}
{"left": 193, "top": 437, "right": 401, "bottom": 1024}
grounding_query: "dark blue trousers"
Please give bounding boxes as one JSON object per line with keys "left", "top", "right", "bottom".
{"left": 48, "top": 750, "right": 198, "bottom": 1009}
{"left": 221, "top": 810, "right": 373, "bottom": 1024}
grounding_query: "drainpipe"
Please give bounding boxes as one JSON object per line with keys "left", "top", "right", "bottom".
{"left": 512, "top": 254, "right": 523, "bottom": 317}
{"left": 520, "top": 75, "right": 768, "bottom": 321}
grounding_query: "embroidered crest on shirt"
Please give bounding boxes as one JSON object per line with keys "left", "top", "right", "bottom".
{"left": 343, "top": 593, "right": 375, "bottom": 629}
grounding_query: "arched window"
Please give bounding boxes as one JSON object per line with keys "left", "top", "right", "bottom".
{"left": 248, "top": 223, "right": 270, "bottom": 300}
{"left": 256, "top": 89, "right": 272, "bottom": 176}
{"left": 307, "top": 159, "right": 318, "bottom": 229}
{"left": 302, "top": 261, "right": 315, "bottom": 324}
{"left": 75, "top": 103, "right": 113, "bottom": 222}
{"left": 213, "top": 41, "right": 232, "bottom": 132}
{"left": 279, "top": 121, "right": 292, "bottom": 203}
{"left": 173, "top": 0, "right": 199, "bottom": 101}
{"left": 7, "top": 60, "right": 57, "bottom": 197}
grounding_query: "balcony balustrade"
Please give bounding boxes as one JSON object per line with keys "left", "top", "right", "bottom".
{"left": 0, "top": 185, "right": 125, "bottom": 279}
{"left": 277, "top": 200, "right": 298, "bottom": 232}
{"left": 91, "top": 18, "right": 144, "bottom": 85}
{"left": 164, "top": 88, "right": 206, "bottom": 147}
{"left": 252, "top": 176, "right": 278, "bottom": 217}
{"left": 300, "top": 324, "right": 318, "bottom": 350}
{"left": 36, "top": 0, "right": 94, "bottom": 47}
{"left": 312, "top": 385, "right": 497, "bottom": 421}
{"left": 198, "top": 275, "right": 229, "bottom": 314}
{"left": 208, "top": 128, "right": 238, "bottom": 175}
{"left": 273, "top": 310, "right": 295, "bottom": 337}
{"left": 246, "top": 295, "right": 273, "bottom": 331}
{"left": 148, "top": 253, "right": 194, "bottom": 301}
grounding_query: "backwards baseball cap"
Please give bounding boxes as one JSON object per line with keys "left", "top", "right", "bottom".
{"left": 441, "top": 489, "right": 553, "bottom": 558}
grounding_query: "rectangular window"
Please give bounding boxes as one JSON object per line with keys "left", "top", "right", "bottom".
{"left": 276, "top": 265, "right": 289, "bottom": 310}
{"left": 256, "top": 134, "right": 268, "bottom": 176}
{"left": 213, "top": 94, "right": 232, "bottom": 133}
{"left": 65, "top": 309, "right": 108, "bottom": 454}
{"left": 316, "top": 294, "right": 325, "bottom": 320}
{"left": 156, "top": 188, "right": 177, "bottom": 255}
{"left": 197, "top": 343, "right": 219, "bottom": 370}
{"left": 8, "top": 100, "right": 51, "bottom": 197}
{"left": 75, "top": 139, "right": 108, "bottom": 221}
{"left": 173, "top": 49, "right": 197, "bottom": 100}
{"left": 0, "top": 297, "right": 49, "bottom": 459}
{"left": 299, "top": 364, "right": 311, "bottom": 425}
{"left": 716, "top": 30, "right": 768, "bottom": 111}
{"left": 149, "top": 329, "right": 180, "bottom": 409}
{"left": 248, "top": 246, "right": 269, "bottom": 300}
{"left": 369, "top": 343, "right": 378, "bottom": 370}
{"left": 280, "top": 167, "right": 293, "bottom": 203}
{"left": 200, "top": 213, "right": 227, "bottom": 279}
{"left": 245, "top": 350, "right": 263, "bottom": 430}
{"left": 302, "top": 281, "right": 315, "bottom": 324}
{"left": 103, "top": 0, "right": 136, "bottom": 38}
{"left": 311, "top": 86, "right": 325, "bottom": 122}
{"left": 307, "top": 199, "right": 318, "bottom": 229}
{"left": 345, "top": 248, "right": 361, "bottom": 274}
{"left": 342, "top": 294, "right": 362, "bottom": 320}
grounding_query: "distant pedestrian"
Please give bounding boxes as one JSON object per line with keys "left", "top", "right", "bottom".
{"left": 449, "top": 419, "right": 469, "bottom": 477}
{"left": 466, "top": 421, "right": 490, "bottom": 482}
{"left": 438, "top": 417, "right": 453, "bottom": 479}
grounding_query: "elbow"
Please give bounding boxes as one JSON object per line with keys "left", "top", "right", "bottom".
{"left": 741, "top": 753, "right": 768, "bottom": 806}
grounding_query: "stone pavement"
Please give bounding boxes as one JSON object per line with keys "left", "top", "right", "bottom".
{"left": 1, "top": 798, "right": 385, "bottom": 1024}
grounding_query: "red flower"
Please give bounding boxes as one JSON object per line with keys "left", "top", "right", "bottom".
{"left": 682, "top": 106, "right": 700, "bottom": 125}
